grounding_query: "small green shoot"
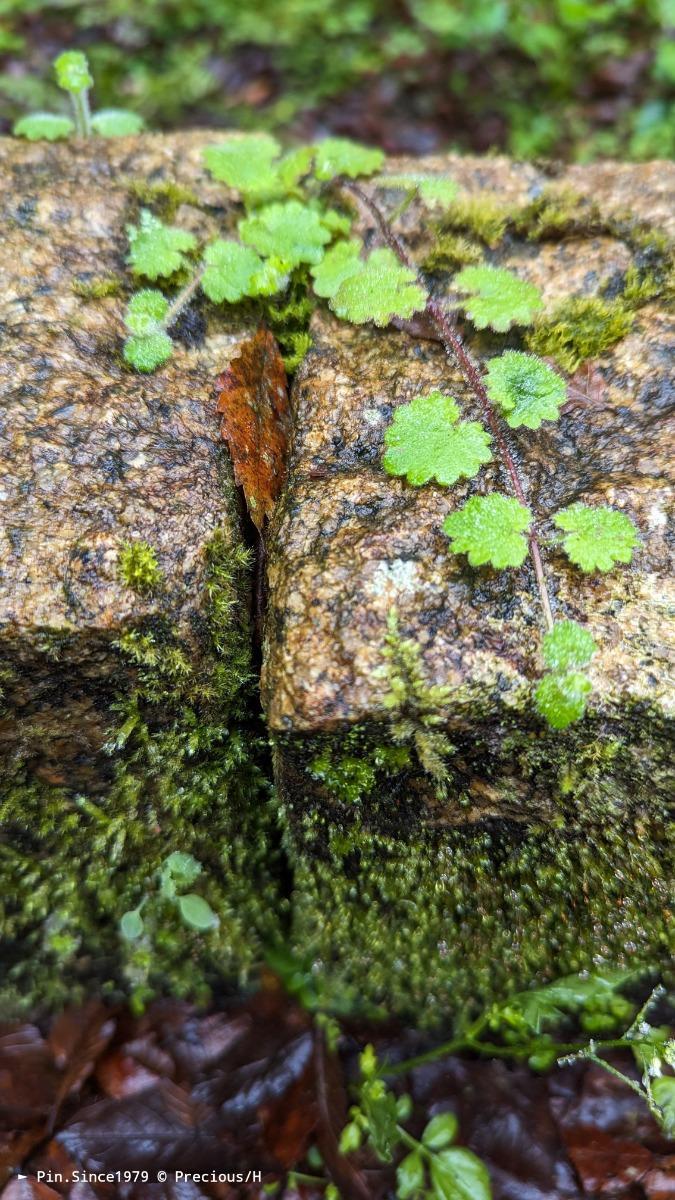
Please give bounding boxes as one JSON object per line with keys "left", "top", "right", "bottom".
{"left": 126, "top": 209, "right": 197, "bottom": 279}
{"left": 13, "top": 50, "right": 143, "bottom": 141}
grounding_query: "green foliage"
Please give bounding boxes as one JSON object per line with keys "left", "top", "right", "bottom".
{"left": 525, "top": 296, "right": 633, "bottom": 372}
{"left": 90, "top": 108, "right": 145, "bottom": 136}
{"left": 54, "top": 50, "right": 93, "bottom": 94}
{"left": 126, "top": 208, "right": 197, "bottom": 279}
{"left": 553, "top": 503, "right": 639, "bottom": 572}
{"left": 438, "top": 197, "right": 510, "bottom": 248}
{"left": 203, "top": 134, "right": 283, "bottom": 199}
{"left": 535, "top": 671, "right": 593, "bottom": 729}
{"left": 121, "top": 850, "right": 219, "bottom": 940}
{"left": 443, "top": 495, "right": 532, "bottom": 569}
{"left": 201, "top": 239, "right": 264, "bottom": 302}
{"left": 239, "top": 199, "right": 331, "bottom": 267}
{"left": 328, "top": 247, "right": 426, "bottom": 326}
{"left": 541, "top": 620, "right": 596, "bottom": 673}
{"left": 382, "top": 391, "right": 492, "bottom": 486}
{"left": 123, "top": 331, "right": 173, "bottom": 372}
{"left": 453, "top": 265, "right": 544, "bottom": 331}
{"left": 310, "top": 239, "right": 362, "bottom": 298}
{"left": 313, "top": 137, "right": 385, "bottom": 180}
{"left": 123, "top": 288, "right": 170, "bottom": 334}
{"left": 122, "top": 290, "right": 174, "bottom": 372}
{"left": 117, "top": 539, "right": 163, "bottom": 593}
{"left": 12, "top": 112, "right": 74, "bottom": 140}
{"left": 342, "top": 1046, "right": 491, "bottom": 1200}
{"left": 485, "top": 351, "right": 566, "bottom": 430}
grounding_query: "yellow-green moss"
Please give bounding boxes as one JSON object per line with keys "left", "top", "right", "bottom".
{"left": 118, "top": 539, "right": 163, "bottom": 594}
{"left": 421, "top": 232, "right": 483, "bottom": 273}
{"left": 437, "top": 195, "right": 510, "bottom": 248}
{"left": 127, "top": 178, "right": 200, "bottom": 219}
{"left": 525, "top": 296, "right": 634, "bottom": 372}
{"left": 72, "top": 274, "right": 124, "bottom": 300}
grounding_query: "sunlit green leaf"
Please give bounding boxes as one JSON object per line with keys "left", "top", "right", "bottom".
{"left": 310, "top": 239, "right": 362, "bottom": 298}
{"left": 13, "top": 112, "right": 74, "bottom": 141}
{"left": 119, "top": 907, "right": 144, "bottom": 940}
{"left": 535, "top": 671, "right": 592, "bottom": 728}
{"left": 329, "top": 247, "right": 426, "bottom": 326}
{"left": 123, "top": 289, "right": 169, "bottom": 335}
{"left": 201, "top": 239, "right": 264, "bottom": 302}
{"left": 313, "top": 137, "right": 385, "bottom": 180}
{"left": 126, "top": 208, "right": 197, "bottom": 279}
{"left": 552, "top": 503, "right": 639, "bottom": 572}
{"left": 383, "top": 391, "right": 492, "bottom": 486}
{"left": 443, "top": 494, "right": 532, "bottom": 568}
{"left": 91, "top": 108, "right": 145, "bottom": 137}
{"left": 453, "top": 265, "right": 543, "bottom": 331}
{"left": 239, "top": 199, "right": 331, "bottom": 267}
{"left": 203, "top": 134, "right": 282, "bottom": 197}
{"left": 485, "top": 350, "right": 566, "bottom": 429}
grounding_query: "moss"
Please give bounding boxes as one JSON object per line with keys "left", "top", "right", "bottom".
{"left": 0, "top": 526, "right": 281, "bottom": 1018}
{"left": 263, "top": 268, "right": 315, "bottom": 374}
{"left": 421, "top": 232, "right": 483, "bottom": 273}
{"left": 72, "top": 274, "right": 124, "bottom": 300}
{"left": 118, "top": 539, "right": 163, "bottom": 594}
{"left": 309, "top": 732, "right": 410, "bottom": 805}
{"left": 282, "top": 715, "right": 674, "bottom": 1026}
{"left": 127, "top": 178, "right": 200, "bottom": 220}
{"left": 437, "top": 196, "right": 510, "bottom": 248}
{"left": 525, "top": 296, "right": 634, "bottom": 372}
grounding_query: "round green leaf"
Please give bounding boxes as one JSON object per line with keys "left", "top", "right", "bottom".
{"left": 422, "top": 1112, "right": 459, "bottom": 1150}
{"left": 13, "top": 112, "right": 74, "bottom": 141}
{"left": 542, "top": 620, "right": 596, "bottom": 672}
{"left": 123, "top": 331, "right": 173, "bottom": 373}
{"left": 311, "top": 239, "right": 362, "bottom": 299}
{"left": 383, "top": 391, "right": 492, "bottom": 486}
{"left": 430, "top": 1147, "right": 492, "bottom": 1200}
{"left": 313, "top": 137, "right": 385, "bottom": 181}
{"left": 126, "top": 209, "right": 197, "bottom": 280}
{"left": 552, "top": 503, "right": 639, "bottom": 572}
{"left": 124, "top": 289, "right": 169, "bottom": 335}
{"left": 201, "top": 239, "right": 264, "bottom": 303}
{"left": 91, "top": 108, "right": 145, "bottom": 137}
{"left": 120, "top": 908, "right": 144, "bottom": 940}
{"left": 396, "top": 1150, "right": 425, "bottom": 1199}
{"left": 54, "top": 50, "right": 93, "bottom": 94}
{"left": 453, "top": 265, "right": 543, "bottom": 331}
{"left": 239, "top": 199, "right": 331, "bottom": 267}
{"left": 329, "top": 247, "right": 426, "bottom": 327}
{"left": 177, "top": 893, "right": 219, "bottom": 931}
{"left": 535, "top": 671, "right": 592, "bottom": 729}
{"left": 203, "top": 134, "right": 282, "bottom": 198}
{"left": 485, "top": 351, "right": 566, "bottom": 429}
{"left": 443, "top": 494, "right": 532, "bottom": 569}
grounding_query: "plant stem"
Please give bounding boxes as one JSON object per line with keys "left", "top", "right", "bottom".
{"left": 340, "top": 179, "right": 555, "bottom": 633}
{"left": 70, "top": 88, "right": 92, "bottom": 137}
{"left": 161, "top": 267, "right": 205, "bottom": 330}
{"left": 384, "top": 1032, "right": 643, "bottom": 1078}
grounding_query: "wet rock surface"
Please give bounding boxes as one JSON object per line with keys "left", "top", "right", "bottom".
{"left": 263, "top": 157, "right": 674, "bottom": 823}
{"left": 0, "top": 133, "right": 251, "bottom": 787}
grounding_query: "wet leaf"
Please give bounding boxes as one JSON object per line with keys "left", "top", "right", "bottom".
{"left": 216, "top": 328, "right": 290, "bottom": 529}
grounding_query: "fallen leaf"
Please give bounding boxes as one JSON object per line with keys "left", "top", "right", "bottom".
{"left": 216, "top": 328, "right": 290, "bottom": 529}
{"left": 48, "top": 1003, "right": 116, "bottom": 1122}
{"left": 644, "top": 1158, "right": 675, "bottom": 1199}
{"left": 0, "top": 1179, "right": 62, "bottom": 1200}
{"left": 565, "top": 1128, "right": 652, "bottom": 1195}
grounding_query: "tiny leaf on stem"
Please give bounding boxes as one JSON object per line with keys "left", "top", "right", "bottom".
{"left": 383, "top": 391, "right": 492, "bottom": 486}
{"left": 329, "top": 247, "right": 427, "bottom": 326}
{"left": 13, "top": 113, "right": 74, "bottom": 141}
{"left": 313, "top": 137, "right": 385, "bottom": 180}
{"left": 430, "top": 1147, "right": 492, "bottom": 1200}
{"left": 91, "top": 109, "right": 145, "bottom": 137}
{"left": 443, "top": 494, "right": 532, "bottom": 569}
{"left": 54, "top": 50, "right": 93, "bottom": 93}
{"left": 453, "top": 265, "right": 543, "bottom": 331}
{"left": 553, "top": 503, "right": 639, "bottom": 572}
{"left": 422, "top": 1112, "right": 459, "bottom": 1150}
{"left": 201, "top": 239, "right": 264, "bottom": 303}
{"left": 542, "top": 620, "right": 596, "bottom": 672}
{"left": 535, "top": 671, "right": 593, "bottom": 729}
{"left": 177, "top": 894, "right": 219, "bottom": 931}
{"left": 127, "top": 209, "right": 197, "bottom": 279}
{"left": 124, "top": 289, "right": 169, "bottom": 335}
{"left": 485, "top": 351, "right": 566, "bottom": 429}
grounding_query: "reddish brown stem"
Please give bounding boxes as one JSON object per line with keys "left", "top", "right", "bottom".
{"left": 341, "top": 178, "right": 554, "bottom": 632}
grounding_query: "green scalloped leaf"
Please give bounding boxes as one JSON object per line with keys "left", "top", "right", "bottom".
{"left": 542, "top": 620, "right": 596, "bottom": 672}
{"left": 313, "top": 137, "right": 385, "bottom": 181}
{"left": 91, "top": 108, "right": 145, "bottom": 137}
{"left": 373, "top": 172, "right": 458, "bottom": 208}
{"left": 54, "top": 50, "right": 92, "bottom": 94}
{"left": 201, "top": 239, "right": 264, "bottom": 303}
{"left": 203, "top": 134, "right": 282, "bottom": 198}
{"left": 383, "top": 391, "right": 492, "bottom": 486}
{"left": 239, "top": 199, "right": 331, "bottom": 267}
{"left": 126, "top": 209, "right": 197, "bottom": 280}
{"left": 453, "top": 265, "right": 544, "bottom": 331}
{"left": 329, "top": 247, "right": 426, "bottom": 326}
{"left": 443, "top": 493, "right": 532, "bottom": 568}
{"left": 485, "top": 350, "right": 566, "bottom": 429}
{"left": 13, "top": 112, "right": 74, "bottom": 141}
{"left": 310, "top": 239, "right": 362, "bottom": 298}
{"left": 553, "top": 503, "right": 639, "bottom": 572}
{"left": 123, "top": 331, "right": 173, "bottom": 372}
{"left": 535, "top": 671, "right": 592, "bottom": 729}
{"left": 124, "top": 289, "right": 169, "bottom": 335}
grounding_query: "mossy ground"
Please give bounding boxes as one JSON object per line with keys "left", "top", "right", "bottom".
{"left": 278, "top": 712, "right": 673, "bottom": 1026}
{"left": 0, "top": 528, "right": 282, "bottom": 1018}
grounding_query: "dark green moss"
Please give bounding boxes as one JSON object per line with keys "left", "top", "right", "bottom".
{"left": 421, "top": 232, "right": 483, "bottom": 273}
{"left": 127, "top": 178, "right": 200, "bottom": 220}
{"left": 0, "top": 527, "right": 281, "bottom": 1017}
{"left": 525, "top": 296, "right": 634, "bottom": 372}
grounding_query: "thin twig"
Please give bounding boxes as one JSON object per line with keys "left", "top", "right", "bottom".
{"left": 341, "top": 179, "right": 555, "bottom": 632}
